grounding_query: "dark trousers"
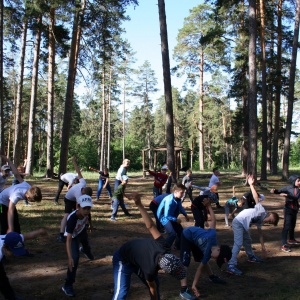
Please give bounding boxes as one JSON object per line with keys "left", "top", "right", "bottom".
{"left": 282, "top": 208, "right": 298, "bottom": 245}
{"left": 112, "top": 248, "right": 160, "bottom": 300}
{"left": 191, "top": 205, "right": 207, "bottom": 228}
{"left": 164, "top": 220, "right": 183, "bottom": 249}
{"left": 0, "top": 260, "right": 16, "bottom": 300}
{"left": 54, "top": 180, "right": 68, "bottom": 203}
{"left": 65, "top": 228, "right": 91, "bottom": 287}
{"left": 0, "top": 205, "right": 21, "bottom": 235}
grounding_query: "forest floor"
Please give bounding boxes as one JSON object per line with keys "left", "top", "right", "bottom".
{"left": 3, "top": 171, "right": 300, "bottom": 300}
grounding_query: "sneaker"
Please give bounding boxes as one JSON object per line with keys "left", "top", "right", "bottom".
{"left": 209, "top": 274, "right": 227, "bottom": 284}
{"left": 179, "top": 288, "right": 198, "bottom": 300}
{"left": 79, "top": 246, "right": 94, "bottom": 260}
{"left": 248, "top": 255, "right": 264, "bottom": 263}
{"left": 281, "top": 244, "right": 291, "bottom": 252}
{"left": 57, "top": 235, "right": 65, "bottom": 243}
{"left": 226, "top": 265, "right": 243, "bottom": 275}
{"left": 54, "top": 201, "right": 59, "bottom": 206}
{"left": 287, "top": 239, "right": 300, "bottom": 245}
{"left": 110, "top": 217, "right": 117, "bottom": 222}
{"left": 62, "top": 285, "right": 75, "bottom": 297}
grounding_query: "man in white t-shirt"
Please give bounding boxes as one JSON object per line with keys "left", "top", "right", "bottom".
{"left": 208, "top": 168, "right": 222, "bottom": 208}
{"left": 57, "top": 157, "right": 92, "bottom": 242}
{"left": 226, "top": 175, "right": 279, "bottom": 276}
{"left": 0, "top": 156, "right": 42, "bottom": 234}
{"left": 54, "top": 172, "right": 79, "bottom": 205}
{"left": 0, "top": 165, "right": 13, "bottom": 192}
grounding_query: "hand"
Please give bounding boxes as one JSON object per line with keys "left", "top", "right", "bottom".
{"left": 280, "top": 193, "right": 288, "bottom": 197}
{"left": 270, "top": 188, "right": 275, "bottom": 193}
{"left": 247, "top": 174, "right": 255, "bottom": 186}
{"left": 191, "top": 285, "right": 200, "bottom": 298}
{"left": 204, "top": 221, "right": 209, "bottom": 227}
{"left": 131, "top": 192, "right": 142, "bottom": 206}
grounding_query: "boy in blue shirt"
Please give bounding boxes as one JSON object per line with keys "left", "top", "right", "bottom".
{"left": 179, "top": 200, "right": 231, "bottom": 299}
{"left": 224, "top": 186, "right": 245, "bottom": 227}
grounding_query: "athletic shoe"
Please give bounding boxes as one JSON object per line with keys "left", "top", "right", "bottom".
{"left": 54, "top": 201, "right": 59, "bottom": 206}
{"left": 281, "top": 244, "right": 291, "bottom": 252}
{"left": 62, "top": 285, "right": 75, "bottom": 297}
{"left": 79, "top": 246, "right": 94, "bottom": 260}
{"left": 248, "top": 255, "right": 264, "bottom": 263}
{"left": 110, "top": 217, "right": 117, "bottom": 222}
{"left": 209, "top": 274, "right": 227, "bottom": 284}
{"left": 57, "top": 235, "right": 65, "bottom": 243}
{"left": 226, "top": 265, "right": 243, "bottom": 275}
{"left": 287, "top": 239, "right": 300, "bottom": 245}
{"left": 179, "top": 288, "right": 198, "bottom": 300}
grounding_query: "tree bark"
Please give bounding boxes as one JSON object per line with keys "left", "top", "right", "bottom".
{"left": 26, "top": 16, "right": 42, "bottom": 175}
{"left": 59, "top": 0, "right": 86, "bottom": 174}
{"left": 282, "top": 0, "right": 300, "bottom": 179}
{"left": 46, "top": 4, "right": 55, "bottom": 178}
{"left": 157, "top": 0, "right": 175, "bottom": 177}
{"left": 247, "top": 0, "right": 257, "bottom": 178}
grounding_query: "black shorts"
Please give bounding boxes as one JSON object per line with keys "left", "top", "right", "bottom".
{"left": 64, "top": 198, "right": 77, "bottom": 213}
{"left": 180, "top": 232, "right": 203, "bottom": 267}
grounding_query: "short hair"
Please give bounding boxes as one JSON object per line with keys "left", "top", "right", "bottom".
{"left": 82, "top": 187, "right": 93, "bottom": 196}
{"left": 213, "top": 167, "right": 219, "bottom": 172}
{"left": 27, "top": 186, "right": 42, "bottom": 202}
{"left": 187, "top": 169, "right": 192, "bottom": 174}
{"left": 172, "top": 183, "right": 186, "bottom": 192}
{"left": 270, "top": 212, "right": 279, "bottom": 226}
{"left": 123, "top": 159, "right": 130, "bottom": 165}
{"left": 74, "top": 178, "right": 79, "bottom": 184}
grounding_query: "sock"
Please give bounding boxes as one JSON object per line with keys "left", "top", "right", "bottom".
{"left": 181, "top": 286, "right": 188, "bottom": 293}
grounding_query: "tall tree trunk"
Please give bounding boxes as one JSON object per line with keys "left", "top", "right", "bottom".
{"left": 13, "top": 19, "right": 28, "bottom": 165}
{"left": 122, "top": 80, "right": 126, "bottom": 161}
{"left": 107, "top": 66, "right": 112, "bottom": 169}
{"left": 198, "top": 49, "right": 204, "bottom": 171}
{"left": 157, "top": 0, "right": 175, "bottom": 177}
{"left": 259, "top": 0, "right": 267, "bottom": 180}
{"left": 0, "top": 0, "right": 3, "bottom": 154}
{"left": 59, "top": 0, "right": 86, "bottom": 174}
{"left": 26, "top": 16, "right": 42, "bottom": 175}
{"left": 247, "top": 0, "right": 257, "bottom": 178}
{"left": 282, "top": 0, "right": 300, "bottom": 179}
{"left": 46, "top": 4, "right": 55, "bottom": 178}
{"left": 100, "top": 70, "right": 106, "bottom": 170}
{"left": 272, "top": 0, "right": 282, "bottom": 175}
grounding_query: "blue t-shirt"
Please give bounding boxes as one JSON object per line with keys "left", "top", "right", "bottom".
{"left": 183, "top": 226, "right": 217, "bottom": 265}
{"left": 225, "top": 196, "right": 239, "bottom": 208}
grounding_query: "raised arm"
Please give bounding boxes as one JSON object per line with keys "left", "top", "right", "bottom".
{"left": 204, "top": 201, "right": 216, "bottom": 229}
{"left": 89, "top": 166, "right": 100, "bottom": 173}
{"left": 131, "top": 192, "right": 161, "bottom": 240}
{"left": 72, "top": 156, "right": 82, "bottom": 180}
{"left": 247, "top": 175, "right": 259, "bottom": 204}
{"left": 1, "top": 155, "right": 23, "bottom": 183}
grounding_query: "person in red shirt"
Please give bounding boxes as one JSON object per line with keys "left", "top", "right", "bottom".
{"left": 147, "top": 166, "right": 169, "bottom": 197}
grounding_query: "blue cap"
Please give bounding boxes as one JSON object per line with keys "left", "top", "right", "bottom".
{"left": 3, "top": 232, "right": 27, "bottom": 256}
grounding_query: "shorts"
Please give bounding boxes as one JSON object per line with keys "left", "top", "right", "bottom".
{"left": 64, "top": 198, "right": 77, "bottom": 213}
{"left": 180, "top": 232, "right": 203, "bottom": 267}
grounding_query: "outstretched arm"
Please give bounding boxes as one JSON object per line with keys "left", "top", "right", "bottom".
{"left": 131, "top": 192, "right": 161, "bottom": 240}
{"left": 204, "top": 200, "right": 216, "bottom": 229}
{"left": 248, "top": 175, "right": 259, "bottom": 204}
{"left": 89, "top": 166, "right": 100, "bottom": 173}
{"left": 72, "top": 157, "right": 82, "bottom": 180}
{"left": 23, "top": 228, "right": 48, "bottom": 240}
{"left": 1, "top": 155, "right": 23, "bottom": 183}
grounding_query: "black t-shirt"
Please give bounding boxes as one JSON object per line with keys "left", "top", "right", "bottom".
{"left": 99, "top": 171, "right": 109, "bottom": 183}
{"left": 242, "top": 191, "right": 259, "bottom": 209}
{"left": 119, "top": 236, "right": 169, "bottom": 281}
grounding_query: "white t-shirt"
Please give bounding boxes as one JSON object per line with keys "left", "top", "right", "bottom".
{"left": 0, "top": 181, "right": 31, "bottom": 206}
{"left": 235, "top": 203, "right": 266, "bottom": 231}
{"left": 208, "top": 174, "right": 220, "bottom": 187}
{"left": 65, "top": 178, "right": 86, "bottom": 202}
{"left": 60, "top": 173, "right": 78, "bottom": 186}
